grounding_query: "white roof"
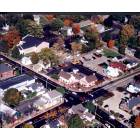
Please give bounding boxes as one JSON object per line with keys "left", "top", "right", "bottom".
{"left": 21, "top": 57, "right": 32, "bottom": 66}
{"left": 127, "top": 85, "right": 140, "bottom": 94}
{"left": 106, "top": 66, "right": 119, "bottom": 77}
{"left": 0, "top": 104, "right": 16, "bottom": 117}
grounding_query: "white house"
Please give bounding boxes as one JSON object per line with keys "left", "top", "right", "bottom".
{"left": 17, "top": 35, "right": 49, "bottom": 55}
{"left": 33, "top": 90, "right": 64, "bottom": 110}
{"left": 0, "top": 103, "right": 17, "bottom": 117}
{"left": 105, "top": 66, "right": 120, "bottom": 78}
{"left": 33, "top": 15, "right": 40, "bottom": 25}
{"left": 59, "top": 70, "right": 98, "bottom": 87}
{"left": 80, "top": 74, "right": 98, "bottom": 87}
{"left": 2, "top": 24, "right": 10, "bottom": 31}
{"left": 21, "top": 56, "right": 32, "bottom": 66}
{"left": 127, "top": 84, "right": 140, "bottom": 94}
{"left": 68, "top": 104, "right": 95, "bottom": 122}
{"left": 28, "top": 83, "right": 45, "bottom": 95}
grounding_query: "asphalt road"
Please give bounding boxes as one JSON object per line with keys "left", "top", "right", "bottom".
{"left": 1, "top": 53, "right": 138, "bottom": 128}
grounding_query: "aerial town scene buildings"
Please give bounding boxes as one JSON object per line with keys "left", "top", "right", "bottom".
{"left": 1, "top": 14, "right": 140, "bottom": 128}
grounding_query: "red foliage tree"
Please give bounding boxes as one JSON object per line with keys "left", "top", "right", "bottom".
{"left": 64, "top": 19, "right": 73, "bottom": 26}
{"left": 45, "top": 15, "right": 54, "bottom": 21}
{"left": 72, "top": 23, "right": 80, "bottom": 34}
{"left": 134, "top": 116, "right": 140, "bottom": 128}
{"left": 107, "top": 40, "right": 115, "bottom": 48}
{"left": 3, "top": 27, "right": 21, "bottom": 48}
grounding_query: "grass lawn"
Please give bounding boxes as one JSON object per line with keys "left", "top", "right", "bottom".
{"left": 103, "top": 48, "right": 120, "bottom": 58}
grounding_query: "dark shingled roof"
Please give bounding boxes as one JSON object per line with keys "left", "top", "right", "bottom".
{"left": 20, "top": 35, "right": 47, "bottom": 49}
{"left": 127, "top": 97, "right": 140, "bottom": 110}
{"left": 0, "top": 63, "right": 13, "bottom": 73}
{"left": 0, "top": 74, "right": 34, "bottom": 90}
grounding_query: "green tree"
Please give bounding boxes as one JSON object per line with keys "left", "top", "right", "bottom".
{"left": 102, "top": 32, "right": 111, "bottom": 42}
{"left": 129, "top": 15, "right": 140, "bottom": 30}
{"left": 11, "top": 46, "right": 22, "bottom": 60}
{"left": 67, "top": 114, "right": 85, "bottom": 128}
{"left": 85, "top": 26, "right": 101, "bottom": 50}
{"left": 51, "top": 74, "right": 59, "bottom": 80}
{"left": 23, "top": 123, "right": 34, "bottom": 128}
{"left": 83, "top": 101, "right": 96, "bottom": 113}
{"left": 39, "top": 48, "right": 59, "bottom": 66}
{"left": 128, "top": 36, "right": 138, "bottom": 49}
{"left": 16, "top": 19, "right": 43, "bottom": 37}
{"left": 118, "top": 45, "right": 126, "bottom": 55}
{"left": 120, "top": 24, "right": 135, "bottom": 45}
{"left": 0, "top": 40, "right": 9, "bottom": 53}
{"left": 30, "top": 52, "right": 39, "bottom": 64}
{"left": 16, "top": 19, "right": 31, "bottom": 36}
{"left": 3, "top": 88, "right": 24, "bottom": 107}
{"left": 27, "top": 21, "right": 43, "bottom": 38}
{"left": 50, "top": 18, "right": 64, "bottom": 31}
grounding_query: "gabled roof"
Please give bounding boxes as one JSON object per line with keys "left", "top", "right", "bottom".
{"left": 0, "top": 63, "right": 13, "bottom": 73}
{"left": 46, "top": 90, "right": 62, "bottom": 99}
{"left": 110, "top": 62, "right": 127, "bottom": 71}
{"left": 71, "top": 104, "right": 87, "bottom": 115}
{"left": 127, "top": 97, "right": 140, "bottom": 110}
{"left": 85, "top": 74, "right": 97, "bottom": 83}
{"left": 19, "top": 35, "right": 47, "bottom": 49}
{"left": 0, "top": 74, "right": 34, "bottom": 90}
{"left": 59, "top": 71, "right": 71, "bottom": 80}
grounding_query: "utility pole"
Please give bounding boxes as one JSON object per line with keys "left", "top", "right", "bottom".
{"left": 20, "top": 65, "right": 22, "bottom": 74}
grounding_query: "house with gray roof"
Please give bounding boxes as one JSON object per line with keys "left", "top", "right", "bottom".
{"left": 68, "top": 104, "right": 95, "bottom": 122}
{"left": 33, "top": 90, "right": 64, "bottom": 111}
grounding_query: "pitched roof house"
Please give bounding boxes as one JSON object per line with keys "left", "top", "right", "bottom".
{"left": 68, "top": 104, "right": 95, "bottom": 122}
{"left": 110, "top": 62, "right": 127, "bottom": 72}
{"left": 17, "top": 35, "right": 49, "bottom": 55}
{"left": 33, "top": 90, "right": 64, "bottom": 110}
{"left": 0, "top": 63, "right": 15, "bottom": 80}
{"left": 59, "top": 70, "right": 98, "bottom": 87}
{"left": 0, "top": 74, "right": 35, "bottom": 95}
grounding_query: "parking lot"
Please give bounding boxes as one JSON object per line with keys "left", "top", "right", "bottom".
{"left": 102, "top": 90, "right": 131, "bottom": 121}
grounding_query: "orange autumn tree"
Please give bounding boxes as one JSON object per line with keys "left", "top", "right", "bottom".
{"left": 3, "top": 27, "right": 21, "bottom": 48}
{"left": 107, "top": 40, "right": 115, "bottom": 48}
{"left": 64, "top": 19, "right": 73, "bottom": 26}
{"left": 45, "top": 15, "right": 54, "bottom": 21}
{"left": 134, "top": 116, "right": 140, "bottom": 128}
{"left": 72, "top": 23, "right": 80, "bottom": 34}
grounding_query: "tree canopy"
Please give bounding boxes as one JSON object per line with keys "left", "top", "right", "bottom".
{"left": 3, "top": 88, "right": 24, "bottom": 107}
{"left": 119, "top": 24, "right": 135, "bottom": 45}
{"left": 129, "top": 15, "right": 140, "bottom": 30}
{"left": 30, "top": 52, "right": 39, "bottom": 64}
{"left": 39, "top": 48, "right": 59, "bottom": 66}
{"left": 83, "top": 101, "right": 96, "bottom": 113}
{"left": 50, "top": 18, "right": 64, "bottom": 31}
{"left": 3, "top": 27, "right": 21, "bottom": 48}
{"left": 134, "top": 116, "right": 140, "bottom": 128}
{"left": 67, "top": 114, "right": 85, "bottom": 128}
{"left": 16, "top": 19, "right": 43, "bottom": 37}
{"left": 23, "top": 123, "right": 34, "bottom": 128}
{"left": 11, "top": 46, "right": 22, "bottom": 60}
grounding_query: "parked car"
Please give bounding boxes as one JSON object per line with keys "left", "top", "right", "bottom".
{"left": 93, "top": 53, "right": 102, "bottom": 57}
